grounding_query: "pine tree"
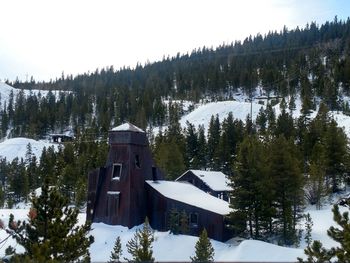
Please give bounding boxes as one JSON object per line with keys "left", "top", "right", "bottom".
{"left": 298, "top": 240, "right": 332, "bottom": 262}
{"left": 304, "top": 213, "right": 313, "bottom": 247}
{"left": 190, "top": 229, "right": 215, "bottom": 262}
{"left": 108, "top": 236, "right": 122, "bottom": 263}
{"left": 324, "top": 119, "right": 348, "bottom": 193}
{"left": 8, "top": 178, "right": 94, "bottom": 262}
{"left": 207, "top": 115, "right": 221, "bottom": 168}
{"left": 126, "top": 217, "right": 154, "bottom": 262}
{"left": 268, "top": 135, "right": 304, "bottom": 245}
{"left": 299, "top": 199, "right": 350, "bottom": 262}
{"left": 327, "top": 205, "right": 350, "bottom": 261}
{"left": 228, "top": 135, "right": 273, "bottom": 238}
{"left": 179, "top": 210, "right": 189, "bottom": 234}
{"left": 168, "top": 208, "right": 179, "bottom": 234}
{"left": 305, "top": 143, "right": 328, "bottom": 209}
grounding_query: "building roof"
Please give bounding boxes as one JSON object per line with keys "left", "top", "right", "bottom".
{"left": 111, "top": 122, "right": 145, "bottom": 133}
{"left": 176, "top": 170, "right": 232, "bottom": 192}
{"left": 146, "top": 180, "right": 231, "bottom": 215}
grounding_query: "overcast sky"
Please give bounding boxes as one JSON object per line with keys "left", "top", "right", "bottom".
{"left": 0, "top": 0, "right": 349, "bottom": 82}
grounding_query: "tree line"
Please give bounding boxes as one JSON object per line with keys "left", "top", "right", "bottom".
{"left": 1, "top": 17, "right": 350, "bottom": 139}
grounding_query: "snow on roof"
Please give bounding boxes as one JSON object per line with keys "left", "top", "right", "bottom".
{"left": 146, "top": 180, "right": 231, "bottom": 215}
{"left": 111, "top": 122, "right": 145, "bottom": 133}
{"left": 177, "top": 170, "right": 232, "bottom": 192}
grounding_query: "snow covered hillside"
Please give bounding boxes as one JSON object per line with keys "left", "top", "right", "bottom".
{"left": 0, "top": 82, "right": 63, "bottom": 107}
{"left": 0, "top": 202, "right": 346, "bottom": 262}
{"left": 0, "top": 138, "right": 57, "bottom": 162}
{"left": 161, "top": 94, "right": 350, "bottom": 138}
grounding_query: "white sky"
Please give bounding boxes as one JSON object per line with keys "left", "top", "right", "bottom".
{"left": 0, "top": 0, "right": 349, "bottom": 81}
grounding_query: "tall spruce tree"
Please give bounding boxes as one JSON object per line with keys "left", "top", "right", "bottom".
{"left": 228, "top": 135, "right": 273, "bottom": 238}
{"left": 268, "top": 135, "right": 304, "bottom": 245}
{"left": 190, "top": 229, "right": 215, "bottom": 262}
{"left": 126, "top": 217, "right": 154, "bottom": 262}
{"left": 108, "top": 236, "right": 122, "bottom": 263}
{"left": 8, "top": 178, "right": 94, "bottom": 262}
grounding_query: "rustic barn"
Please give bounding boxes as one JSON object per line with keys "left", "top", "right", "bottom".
{"left": 86, "top": 122, "right": 164, "bottom": 228}
{"left": 146, "top": 180, "right": 233, "bottom": 241}
{"left": 176, "top": 170, "right": 232, "bottom": 202}
{"left": 87, "top": 122, "right": 233, "bottom": 241}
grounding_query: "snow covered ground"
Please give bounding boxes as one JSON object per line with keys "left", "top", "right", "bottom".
{"left": 0, "top": 137, "right": 57, "bottom": 162}
{"left": 159, "top": 94, "right": 350, "bottom": 138}
{"left": 0, "top": 203, "right": 345, "bottom": 262}
{"left": 0, "top": 82, "right": 64, "bottom": 108}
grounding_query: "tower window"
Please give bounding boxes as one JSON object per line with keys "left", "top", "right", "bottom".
{"left": 112, "top": 163, "right": 122, "bottom": 180}
{"left": 135, "top": 155, "right": 141, "bottom": 169}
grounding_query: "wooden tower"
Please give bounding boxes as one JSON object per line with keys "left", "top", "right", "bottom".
{"left": 87, "top": 123, "right": 163, "bottom": 227}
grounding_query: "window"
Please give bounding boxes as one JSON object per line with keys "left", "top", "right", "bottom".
{"left": 112, "top": 163, "right": 122, "bottom": 180}
{"left": 135, "top": 155, "right": 141, "bottom": 169}
{"left": 190, "top": 213, "right": 198, "bottom": 227}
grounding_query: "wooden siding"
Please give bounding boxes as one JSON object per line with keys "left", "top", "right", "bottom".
{"left": 145, "top": 183, "right": 233, "bottom": 242}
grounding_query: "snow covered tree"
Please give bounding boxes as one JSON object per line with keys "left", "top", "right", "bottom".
{"left": 190, "top": 229, "right": 214, "bottom": 262}
{"left": 126, "top": 217, "right": 154, "bottom": 262}
{"left": 108, "top": 236, "right": 122, "bottom": 263}
{"left": 8, "top": 178, "right": 94, "bottom": 262}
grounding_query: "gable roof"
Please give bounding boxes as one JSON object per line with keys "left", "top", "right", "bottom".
{"left": 176, "top": 170, "right": 232, "bottom": 192}
{"left": 111, "top": 122, "right": 145, "bottom": 133}
{"left": 146, "top": 180, "right": 231, "bottom": 215}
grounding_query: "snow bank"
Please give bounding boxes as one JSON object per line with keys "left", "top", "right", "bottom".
{"left": 0, "top": 204, "right": 346, "bottom": 262}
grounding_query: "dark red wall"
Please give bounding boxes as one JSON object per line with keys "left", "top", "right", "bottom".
{"left": 87, "top": 129, "right": 164, "bottom": 228}
{"left": 145, "top": 183, "right": 232, "bottom": 241}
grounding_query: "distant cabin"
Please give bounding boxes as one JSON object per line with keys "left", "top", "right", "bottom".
{"left": 87, "top": 122, "right": 233, "bottom": 241}
{"left": 49, "top": 131, "right": 74, "bottom": 143}
{"left": 176, "top": 170, "right": 232, "bottom": 202}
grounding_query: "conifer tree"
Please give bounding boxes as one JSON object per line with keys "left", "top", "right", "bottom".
{"left": 109, "top": 236, "right": 122, "bottom": 263}
{"left": 207, "top": 114, "right": 221, "bottom": 168}
{"left": 304, "top": 213, "right": 313, "bottom": 247}
{"left": 228, "top": 135, "right": 273, "bottom": 238}
{"left": 298, "top": 204, "right": 350, "bottom": 262}
{"left": 168, "top": 208, "right": 179, "bottom": 234}
{"left": 126, "top": 217, "right": 154, "bottom": 262}
{"left": 268, "top": 135, "right": 304, "bottom": 245}
{"left": 179, "top": 210, "right": 189, "bottom": 234}
{"left": 8, "top": 177, "right": 94, "bottom": 262}
{"left": 298, "top": 240, "right": 332, "bottom": 262}
{"left": 190, "top": 229, "right": 215, "bottom": 262}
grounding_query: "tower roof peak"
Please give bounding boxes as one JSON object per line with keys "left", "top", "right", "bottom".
{"left": 111, "top": 122, "right": 145, "bottom": 133}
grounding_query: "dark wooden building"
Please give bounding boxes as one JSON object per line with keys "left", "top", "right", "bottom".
{"left": 87, "top": 123, "right": 233, "bottom": 241}
{"left": 176, "top": 170, "right": 232, "bottom": 202}
{"left": 87, "top": 123, "right": 164, "bottom": 227}
{"left": 146, "top": 180, "right": 233, "bottom": 241}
